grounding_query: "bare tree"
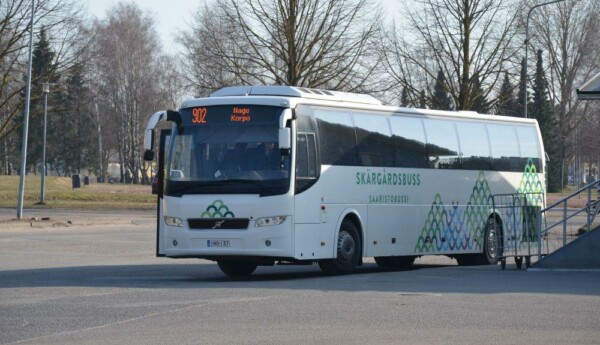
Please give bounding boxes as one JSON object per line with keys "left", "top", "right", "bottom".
{"left": 0, "top": 0, "right": 86, "bottom": 143}
{"left": 383, "top": 0, "right": 523, "bottom": 111}
{"left": 177, "top": 3, "right": 250, "bottom": 97}
{"left": 92, "top": 2, "right": 167, "bottom": 184}
{"left": 528, "top": 0, "right": 600, "bottom": 183}
{"left": 179, "top": 0, "right": 384, "bottom": 94}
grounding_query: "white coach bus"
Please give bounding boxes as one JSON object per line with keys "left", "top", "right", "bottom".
{"left": 143, "top": 86, "right": 545, "bottom": 276}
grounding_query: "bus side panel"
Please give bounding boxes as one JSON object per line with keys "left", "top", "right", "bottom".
{"left": 294, "top": 224, "right": 334, "bottom": 260}
{"left": 365, "top": 205, "right": 422, "bottom": 257}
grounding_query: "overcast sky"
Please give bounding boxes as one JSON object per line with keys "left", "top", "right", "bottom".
{"left": 84, "top": 0, "right": 400, "bottom": 52}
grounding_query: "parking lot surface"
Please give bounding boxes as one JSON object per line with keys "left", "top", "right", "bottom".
{"left": 1, "top": 209, "right": 599, "bottom": 345}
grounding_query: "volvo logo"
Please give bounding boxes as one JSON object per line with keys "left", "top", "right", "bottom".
{"left": 212, "top": 220, "right": 225, "bottom": 229}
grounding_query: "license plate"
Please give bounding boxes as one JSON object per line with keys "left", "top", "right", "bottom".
{"left": 207, "top": 240, "right": 230, "bottom": 248}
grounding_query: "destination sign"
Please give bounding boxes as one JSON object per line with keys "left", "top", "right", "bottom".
{"left": 182, "top": 105, "right": 284, "bottom": 126}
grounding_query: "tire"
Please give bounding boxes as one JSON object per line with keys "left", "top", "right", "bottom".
{"left": 375, "top": 256, "right": 415, "bottom": 270}
{"left": 482, "top": 217, "right": 501, "bottom": 265}
{"left": 319, "top": 220, "right": 361, "bottom": 275}
{"left": 458, "top": 218, "right": 502, "bottom": 266}
{"left": 217, "top": 260, "right": 257, "bottom": 277}
{"left": 515, "top": 256, "right": 523, "bottom": 269}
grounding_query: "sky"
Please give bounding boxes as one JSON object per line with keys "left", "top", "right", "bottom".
{"left": 84, "top": 0, "right": 400, "bottom": 52}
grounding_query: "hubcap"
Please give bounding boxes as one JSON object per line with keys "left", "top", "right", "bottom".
{"left": 337, "top": 230, "right": 356, "bottom": 264}
{"left": 487, "top": 228, "right": 497, "bottom": 259}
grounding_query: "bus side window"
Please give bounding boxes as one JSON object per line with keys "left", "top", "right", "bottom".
{"left": 314, "top": 109, "right": 358, "bottom": 166}
{"left": 455, "top": 121, "right": 492, "bottom": 170}
{"left": 353, "top": 113, "right": 393, "bottom": 167}
{"left": 389, "top": 116, "right": 428, "bottom": 168}
{"left": 423, "top": 119, "right": 460, "bottom": 169}
{"left": 296, "top": 132, "right": 318, "bottom": 194}
{"left": 488, "top": 124, "right": 520, "bottom": 172}
{"left": 515, "top": 126, "right": 541, "bottom": 171}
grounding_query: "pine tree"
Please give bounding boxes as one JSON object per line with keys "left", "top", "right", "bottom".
{"left": 515, "top": 58, "right": 528, "bottom": 118}
{"left": 469, "top": 75, "right": 490, "bottom": 113}
{"left": 50, "top": 63, "right": 96, "bottom": 176}
{"left": 531, "top": 50, "right": 560, "bottom": 192}
{"left": 419, "top": 89, "right": 427, "bottom": 109}
{"left": 400, "top": 87, "right": 409, "bottom": 107}
{"left": 496, "top": 72, "right": 518, "bottom": 116}
{"left": 21, "top": 27, "right": 57, "bottom": 174}
{"left": 431, "top": 70, "right": 452, "bottom": 110}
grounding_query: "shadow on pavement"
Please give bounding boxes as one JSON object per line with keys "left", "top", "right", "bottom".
{"left": 2, "top": 261, "right": 599, "bottom": 296}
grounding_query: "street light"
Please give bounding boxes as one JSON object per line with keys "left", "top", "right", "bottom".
{"left": 523, "top": 0, "right": 569, "bottom": 119}
{"left": 37, "top": 82, "right": 50, "bottom": 205}
{"left": 16, "top": 0, "right": 35, "bottom": 220}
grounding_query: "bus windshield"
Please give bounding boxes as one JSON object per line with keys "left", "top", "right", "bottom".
{"left": 166, "top": 105, "right": 291, "bottom": 197}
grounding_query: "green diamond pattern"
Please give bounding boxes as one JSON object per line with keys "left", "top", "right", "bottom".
{"left": 517, "top": 158, "right": 544, "bottom": 241}
{"left": 517, "top": 158, "right": 544, "bottom": 207}
{"left": 415, "top": 172, "right": 491, "bottom": 253}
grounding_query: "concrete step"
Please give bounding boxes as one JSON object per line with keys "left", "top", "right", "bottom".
{"left": 533, "top": 223, "right": 600, "bottom": 269}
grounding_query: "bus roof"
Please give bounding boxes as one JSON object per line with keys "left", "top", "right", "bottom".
{"left": 179, "top": 86, "right": 538, "bottom": 126}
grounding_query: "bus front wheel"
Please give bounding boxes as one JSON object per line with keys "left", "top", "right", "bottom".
{"left": 319, "top": 220, "right": 361, "bottom": 275}
{"left": 217, "top": 260, "right": 257, "bottom": 277}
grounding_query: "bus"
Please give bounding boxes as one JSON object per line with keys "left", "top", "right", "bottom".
{"left": 143, "top": 85, "right": 545, "bottom": 276}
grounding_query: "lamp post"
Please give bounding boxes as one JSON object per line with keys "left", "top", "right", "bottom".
{"left": 16, "top": 0, "right": 35, "bottom": 220}
{"left": 38, "top": 82, "right": 50, "bottom": 205}
{"left": 524, "top": 0, "right": 568, "bottom": 119}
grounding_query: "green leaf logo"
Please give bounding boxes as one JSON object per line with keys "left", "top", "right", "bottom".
{"left": 201, "top": 200, "right": 235, "bottom": 218}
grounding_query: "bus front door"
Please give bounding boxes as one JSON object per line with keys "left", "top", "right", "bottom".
{"left": 156, "top": 129, "right": 170, "bottom": 257}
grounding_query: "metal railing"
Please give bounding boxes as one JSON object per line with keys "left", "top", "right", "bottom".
{"left": 492, "top": 192, "right": 543, "bottom": 269}
{"left": 536, "top": 179, "right": 600, "bottom": 262}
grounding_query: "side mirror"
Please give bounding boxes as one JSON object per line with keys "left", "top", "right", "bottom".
{"left": 279, "top": 127, "right": 291, "bottom": 150}
{"left": 144, "top": 128, "right": 155, "bottom": 152}
{"left": 143, "top": 150, "right": 154, "bottom": 161}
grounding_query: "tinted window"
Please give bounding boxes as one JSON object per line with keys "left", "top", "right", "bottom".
{"left": 455, "top": 121, "right": 491, "bottom": 170}
{"left": 295, "top": 132, "right": 318, "bottom": 194}
{"left": 424, "top": 119, "right": 460, "bottom": 169}
{"left": 296, "top": 104, "right": 317, "bottom": 132}
{"left": 315, "top": 109, "right": 358, "bottom": 166}
{"left": 389, "top": 116, "right": 428, "bottom": 168}
{"left": 353, "top": 113, "right": 393, "bottom": 167}
{"left": 296, "top": 133, "right": 318, "bottom": 178}
{"left": 515, "top": 125, "right": 541, "bottom": 171}
{"left": 488, "top": 124, "right": 521, "bottom": 171}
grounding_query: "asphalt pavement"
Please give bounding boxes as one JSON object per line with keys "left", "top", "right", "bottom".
{"left": 1, "top": 209, "right": 599, "bottom": 345}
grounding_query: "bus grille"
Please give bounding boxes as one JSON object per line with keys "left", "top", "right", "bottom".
{"left": 187, "top": 218, "right": 249, "bottom": 230}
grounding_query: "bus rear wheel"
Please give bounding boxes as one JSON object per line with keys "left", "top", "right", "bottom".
{"left": 374, "top": 256, "right": 415, "bottom": 270}
{"left": 483, "top": 217, "right": 502, "bottom": 264}
{"left": 319, "top": 220, "right": 361, "bottom": 275}
{"left": 456, "top": 218, "right": 502, "bottom": 266}
{"left": 217, "top": 260, "right": 257, "bottom": 277}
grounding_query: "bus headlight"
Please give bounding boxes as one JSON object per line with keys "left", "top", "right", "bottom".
{"left": 255, "top": 216, "right": 286, "bottom": 227}
{"left": 164, "top": 216, "right": 183, "bottom": 227}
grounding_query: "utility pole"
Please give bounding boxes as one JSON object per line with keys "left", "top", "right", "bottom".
{"left": 37, "top": 82, "right": 50, "bottom": 204}
{"left": 94, "top": 102, "right": 103, "bottom": 183}
{"left": 17, "top": 0, "right": 35, "bottom": 220}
